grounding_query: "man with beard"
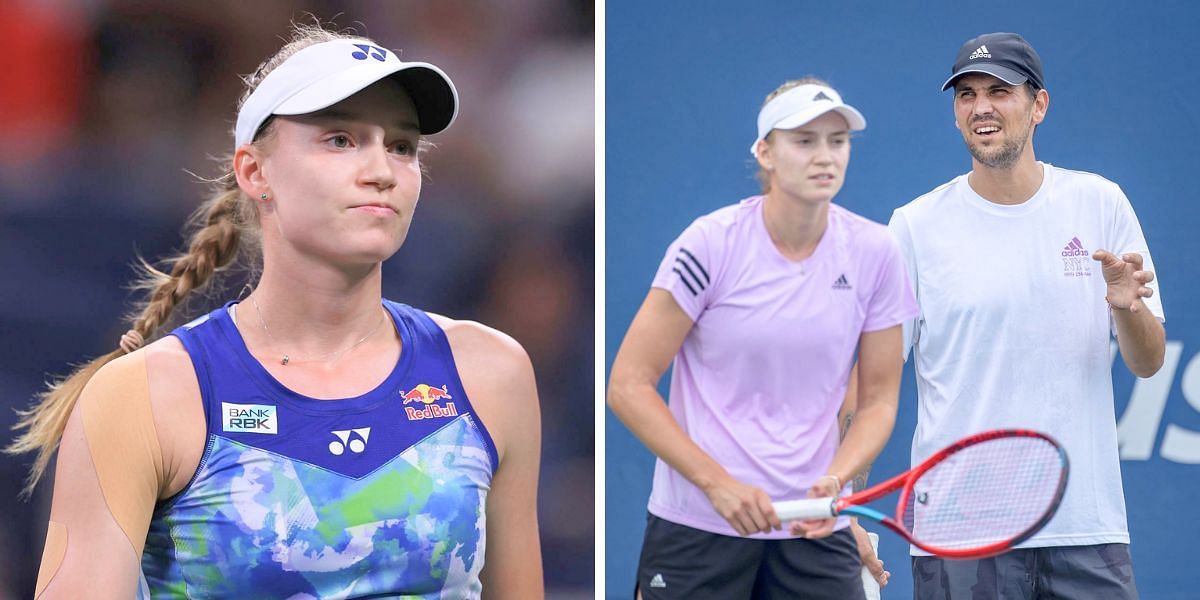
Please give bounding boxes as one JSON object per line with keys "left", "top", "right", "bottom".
{"left": 888, "top": 32, "right": 1165, "bottom": 599}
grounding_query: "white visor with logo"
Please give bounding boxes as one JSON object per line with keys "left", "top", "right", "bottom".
{"left": 751, "top": 84, "right": 866, "bottom": 155}
{"left": 234, "top": 39, "right": 458, "bottom": 151}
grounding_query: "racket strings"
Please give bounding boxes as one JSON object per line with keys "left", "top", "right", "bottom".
{"left": 900, "top": 436, "right": 1064, "bottom": 550}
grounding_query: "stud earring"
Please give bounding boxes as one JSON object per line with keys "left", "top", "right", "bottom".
{"left": 260, "top": 193, "right": 269, "bottom": 201}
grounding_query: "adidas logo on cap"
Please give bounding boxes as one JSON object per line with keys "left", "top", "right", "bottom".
{"left": 968, "top": 45, "right": 991, "bottom": 59}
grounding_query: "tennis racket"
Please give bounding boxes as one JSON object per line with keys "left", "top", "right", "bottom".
{"left": 773, "top": 429, "right": 1069, "bottom": 559}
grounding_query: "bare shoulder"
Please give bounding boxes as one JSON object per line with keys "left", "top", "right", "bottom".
{"left": 426, "top": 313, "right": 534, "bottom": 381}
{"left": 140, "top": 335, "right": 202, "bottom": 408}
{"left": 426, "top": 313, "right": 538, "bottom": 462}
{"left": 77, "top": 336, "right": 200, "bottom": 431}
{"left": 140, "top": 334, "right": 195, "bottom": 375}
{"left": 139, "top": 335, "right": 206, "bottom": 497}
{"left": 78, "top": 339, "right": 187, "bottom": 401}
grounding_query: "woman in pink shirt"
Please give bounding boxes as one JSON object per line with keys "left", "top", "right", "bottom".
{"left": 609, "top": 77, "right": 917, "bottom": 599}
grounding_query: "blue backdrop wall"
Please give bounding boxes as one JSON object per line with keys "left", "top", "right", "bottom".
{"left": 605, "top": 1, "right": 1200, "bottom": 597}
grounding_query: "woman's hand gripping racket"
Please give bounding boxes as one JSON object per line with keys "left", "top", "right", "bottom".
{"left": 774, "top": 429, "right": 1069, "bottom": 559}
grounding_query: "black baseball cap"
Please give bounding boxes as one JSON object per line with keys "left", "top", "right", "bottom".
{"left": 941, "top": 32, "right": 1045, "bottom": 92}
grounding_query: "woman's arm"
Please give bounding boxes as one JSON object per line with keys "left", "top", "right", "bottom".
{"left": 791, "top": 325, "right": 904, "bottom": 539}
{"left": 838, "top": 363, "right": 890, "bottom": 587}
{"left": 836, "top": 362, "right": 871, "bottom": 492}
{"left": 823, "top": 325, "right": 903, "bottom": 498}
{"left": 36, "top": 352, "right": 169, "bottom": 599}
{"left": 441, "top": 318, "right": 544, "bottom": 599}
{"left": 608, "top": 289, "right": 780, "bottom": 536}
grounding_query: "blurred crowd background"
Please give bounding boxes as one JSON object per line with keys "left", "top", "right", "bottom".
{"left": 0, "top": 0, "right": 594, "bottom": 597}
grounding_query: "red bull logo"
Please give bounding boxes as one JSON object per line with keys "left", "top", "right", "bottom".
{"left": 402, "top": 383, "right": 452, "bottom": 405}
{"left": 401, "top": 383, "right": 457, "bottom": 420}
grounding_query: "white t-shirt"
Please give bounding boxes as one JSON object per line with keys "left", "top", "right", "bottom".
{"left": 649, "top": 196, "right": 918, "bottom": 538}
{"left": 889, "top": 162, "right": 1165, "bottom": 552}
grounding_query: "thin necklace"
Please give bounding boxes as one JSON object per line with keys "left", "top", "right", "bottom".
{"left": 249, "top": 296, "right": 386, "bottom": 366}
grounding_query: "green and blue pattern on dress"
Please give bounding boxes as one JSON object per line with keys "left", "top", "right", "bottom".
{"left": 141, "top": 302, "right": 500, "bottom": 598}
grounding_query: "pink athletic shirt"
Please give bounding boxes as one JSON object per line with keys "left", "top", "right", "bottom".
{"left": 648, "top": 195, "right": 918, "bottom": 539}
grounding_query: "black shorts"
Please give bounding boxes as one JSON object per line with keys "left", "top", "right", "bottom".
{"left": 635, "top": 513, "right": 866, "bottom": 599}
{"left": 912, "top": 543, "right": 1138, "bottom": 600}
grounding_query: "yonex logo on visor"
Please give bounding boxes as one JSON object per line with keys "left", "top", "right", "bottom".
{"left": 351, "top": 44, "right": 387, "bottom": 61}
{"left": 750, "top": 83, "right": 866, "bottom": 156}
{"left": 234, "top": 39, "right": 459, "bottom": 151}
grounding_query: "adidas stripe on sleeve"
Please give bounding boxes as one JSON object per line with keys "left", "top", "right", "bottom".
{"left": 652, "top": 221, "right": 718, "bottom": 321}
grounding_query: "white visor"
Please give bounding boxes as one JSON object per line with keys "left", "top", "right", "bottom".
{"left": 234, "top": 39, "right": 458, "bottom": 151}
{"left": 750, "top": 84, "right": 866, "bottom": 155}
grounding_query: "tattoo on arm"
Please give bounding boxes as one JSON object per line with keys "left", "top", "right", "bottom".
{"left": 851, "top": 468, "right": 871, "bottom": 493}
{"left": 840, "top": 412, "right": 872, "bottom": 493}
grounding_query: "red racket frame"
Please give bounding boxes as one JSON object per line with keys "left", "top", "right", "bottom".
{"left": 835, "top": 429, "right": 1069, "bottom": 559}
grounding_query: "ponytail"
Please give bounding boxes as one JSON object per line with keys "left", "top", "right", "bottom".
{"left": 7, "top": 19, "right": 369, "bottom": 498}
{"left": 6, "top": 176, "right": 250, "bottom": 498}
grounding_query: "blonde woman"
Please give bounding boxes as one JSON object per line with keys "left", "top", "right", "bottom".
{"left": 11, "top": 24, "right": 542, "bottom": 599}
{"left": 609, "top": 78, "right": 914, "bottom": 598}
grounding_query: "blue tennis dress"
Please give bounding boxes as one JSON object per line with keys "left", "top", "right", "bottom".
{"left": 138, "top": 301, "right": 498, "bottom": 599}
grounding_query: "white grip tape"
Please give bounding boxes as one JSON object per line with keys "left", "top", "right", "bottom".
{"left": 862, "top": 531, "right": 881, "bottom": 600}
{"left": 772, "top": 497, "right": 837, "bottom": 520}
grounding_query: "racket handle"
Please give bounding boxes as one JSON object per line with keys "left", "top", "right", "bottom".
{"left": 773, "top": 498, "right": 837, "bottom": 520}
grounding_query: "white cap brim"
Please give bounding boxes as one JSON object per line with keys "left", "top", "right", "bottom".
{"left": 235, "top": 39, "right": 458, "bottom": 151}
{"left": 771, "top": 105, "right": 866, "bottom": 134}
{"left": 750, "top": 84, "right": 866, "bottom": 155}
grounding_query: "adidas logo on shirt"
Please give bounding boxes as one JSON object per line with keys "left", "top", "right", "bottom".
{"left": 1061, "top": 236, "right": 1088, "bottom": 257}
{"left": 1060, "top": 236, "right": 1093, "bottom": 278}
{"left": 833, "top": 274, "right": 852, "bottom": 290}
{"left": 969, "top": 45, "right": 991, "bottom": 59}
{"left": 650, "top": 573, "right": 667, "bottom": 588}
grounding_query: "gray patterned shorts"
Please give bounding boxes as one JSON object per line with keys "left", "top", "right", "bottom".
{"left": 912, "top": 543, "right": 1137, "bottom": 599}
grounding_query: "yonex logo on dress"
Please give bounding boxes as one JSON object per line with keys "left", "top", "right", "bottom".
{"left": 833, "top": 274, "right": 852, "bottom": 290}
{"left": 650, "top": 573, "right": 666, "bottom": 588}
{"left": 329, "top": 427, "right": 371, "bottom": 455}
{"left": 222, "top": 402, "right": 278, "bottom": 434}
{"left": 969, "top": 45, "right": 991, "bottom": 59}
